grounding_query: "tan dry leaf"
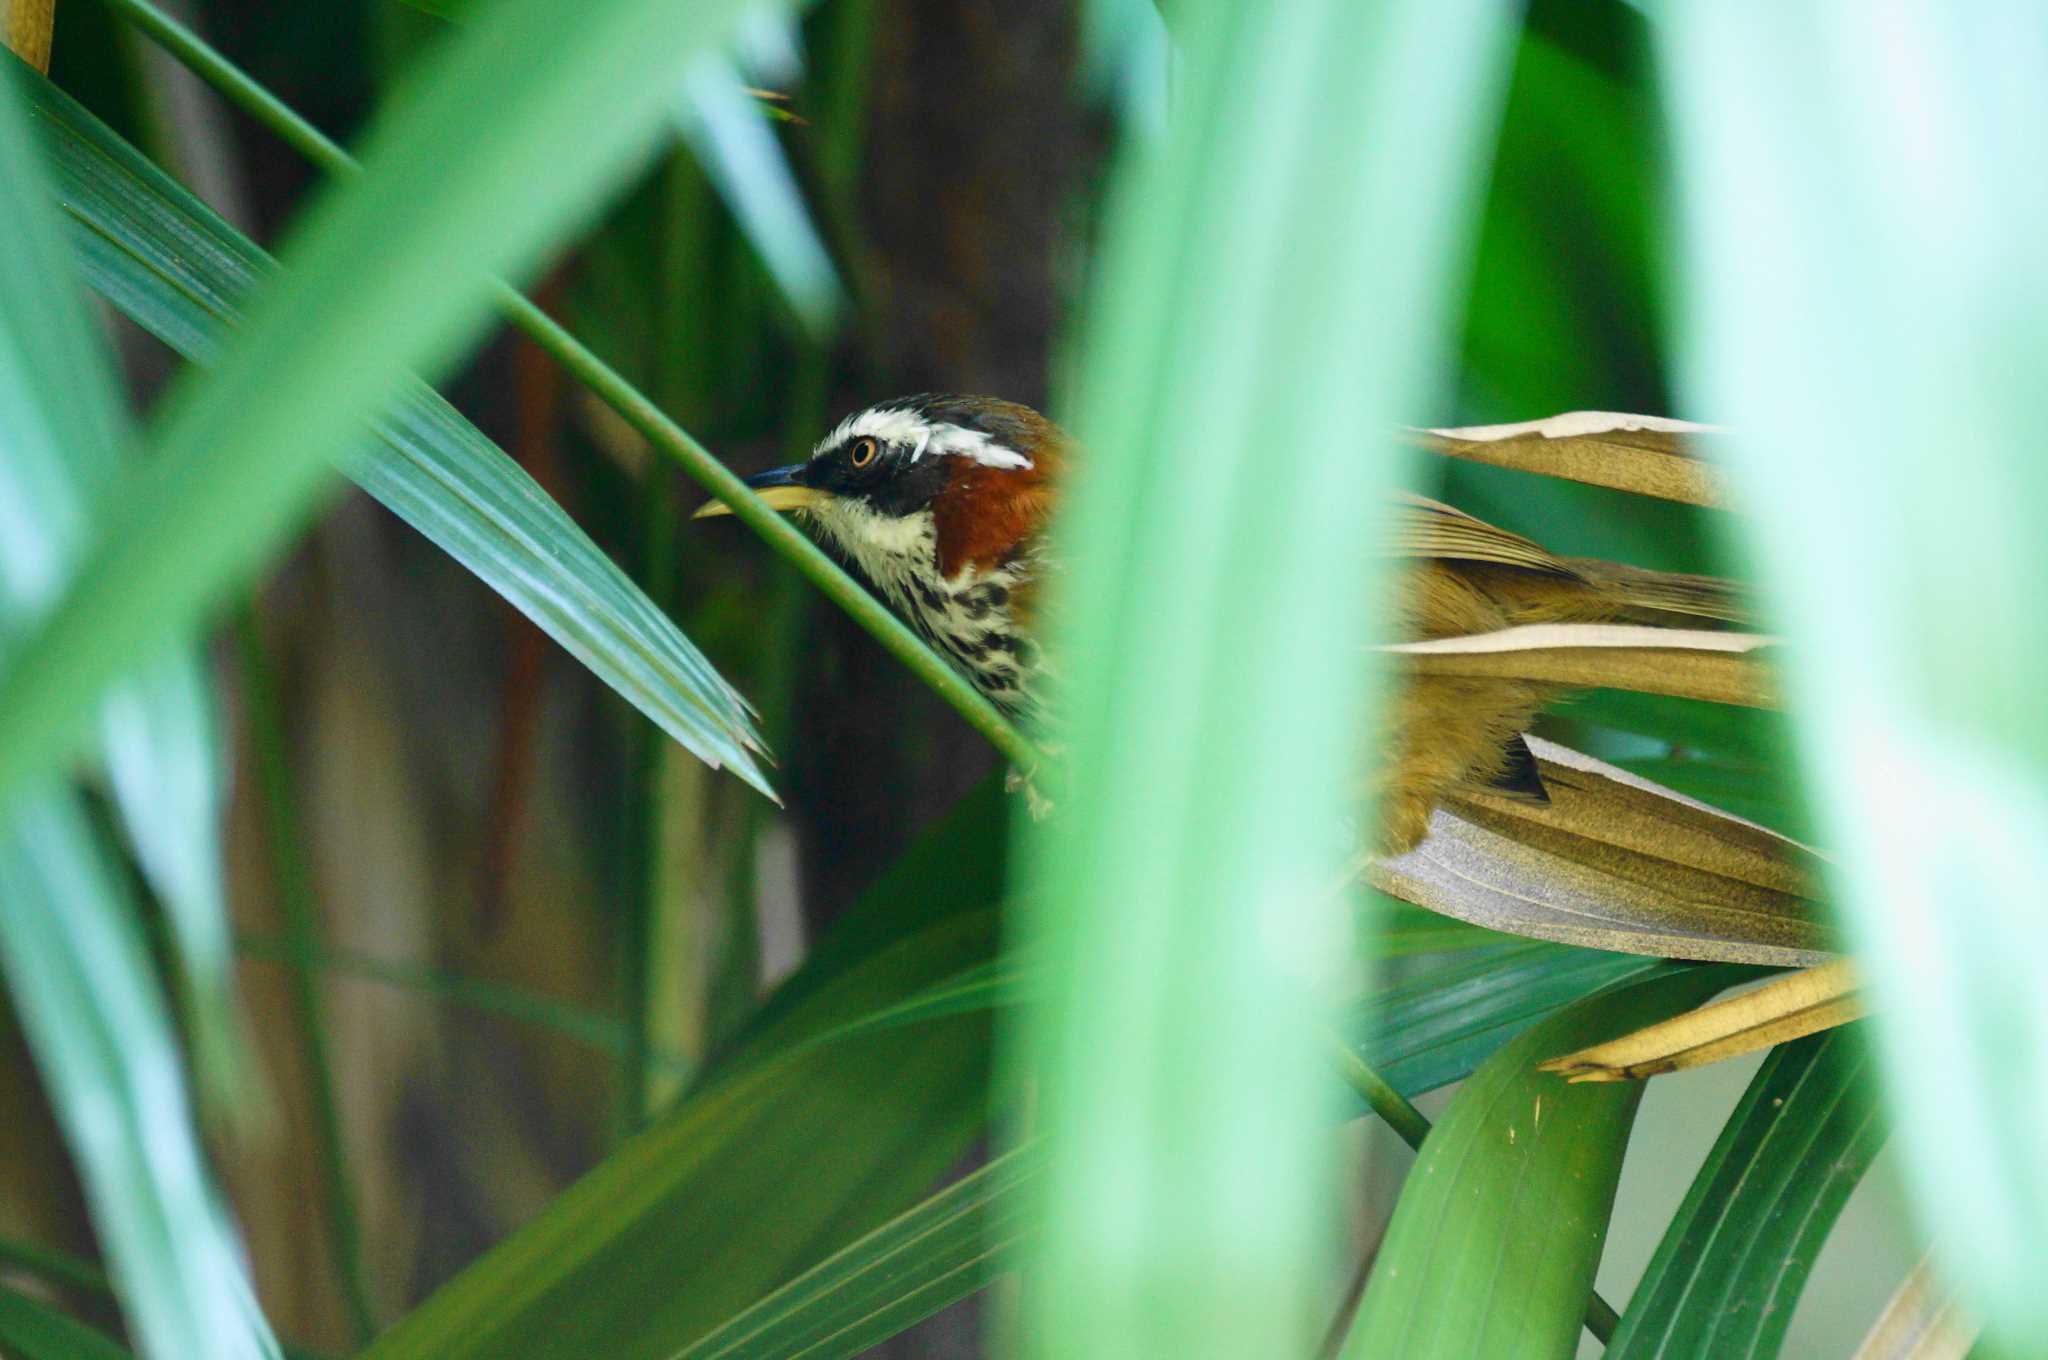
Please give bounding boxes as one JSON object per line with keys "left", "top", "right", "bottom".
{"left": 1406, "top": 411, "right": 1729, "bottom": 508}
{"left": 1851, "top": 1251, "right": 1980, "bottom": 1360}
{"left": 1367, "top": 737, "right": 1835, "bottom": 965}
{"left": 1389, "top": 493, "right": 1583, "bottom": 574}
{"left": 3, "top": 0, "right": 54, "bottom": 73}
{"left": 1541, "top": 959, "right": 1863, "bottom": 1082}
{"left": 1385, "top": 623, "right": 1777, "bottom": 707}
{"left": 1390, "top": 496, "right": 1751, "bottom": 624}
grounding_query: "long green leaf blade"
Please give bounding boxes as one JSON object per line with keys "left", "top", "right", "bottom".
{"left": 818, "top": 940, "right": 1675, "bottom": 1106}
{"left": 0, "top": 0, "right": 763, "bottom": 809}
{"left": 1655, "top": 6, "right": 2048, "bottom": 1342}
{"left": 365, "top": 780, "right": 1010, "bottom": 1359}
{"left": 0, "top": 59, "right": 235, "bottom": 1083}
{"left": 1346, "top": 941, "right": 1685, "bottom": 1099}
{"left": 12, "top": 62, "right": 770, "bottom": 795}
{"left": 96, "top": 651, "right": 234, "bottom": 1068}
{"left": 1018, "top": 2, "right": 1518, "bottom": 1353}
{"left": 677, "top": 49, "right": 845, "bottom": 338}
{"left": 672, "top": 1145, "right": 1043, "bottom": 1360}
{"left": 664, "top": 935, "right": 1643, "bottom": 1359}
{"left": 0, "top": 65, "right": 276, "bottom": 1360}
{"left": 0, "top": 1283, "right": 132, "bottom": 1360}
{"left": 1608, "top": 1027, "right": 1886, "bottom": 1360}
{"left": 101, "top": 0, "right": 1039, "bottom": 777}
{"left": 1342, "top": 968, "right": 1734, "bottom": 1359}
{"left": 0, "top": 792, "right": 278, "bottom": 1360}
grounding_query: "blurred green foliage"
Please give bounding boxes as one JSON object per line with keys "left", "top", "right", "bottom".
{"left": 0, "top": 1, "right": 2000, "bottom": 1357}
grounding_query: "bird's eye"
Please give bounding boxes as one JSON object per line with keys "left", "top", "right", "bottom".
{"left": 848, "top": 436, "right": 880, "bottom": 469}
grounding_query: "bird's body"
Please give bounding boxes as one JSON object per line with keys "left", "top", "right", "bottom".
{"left": 823, "top": 503, "right": 1046, "bottom": 720}
{"left": 698, "top": 394, "right": 1744, "bottom": 853}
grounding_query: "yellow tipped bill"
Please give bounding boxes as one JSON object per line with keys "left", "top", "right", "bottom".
{"left": 693, "top": 464, "right": 825, "bottom": 519}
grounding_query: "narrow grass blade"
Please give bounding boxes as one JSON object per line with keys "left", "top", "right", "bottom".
{"left": 1018, "top": 1, "right": 1518, "bottom": 1352}
{"left": 1656, "top": 7, "right": 2048, "bottom": 1340}
{"left": 677, "top": 52, "right": 844, "bottom": 338}
{"left": 662, "top": 925, "right": 1620, "bottom": 1357}
{"left": 0, "top": 0, "right": 762, "bottom": 809}
{"left": 799, "top": 958, "right": 1022, "bottom": 1049}
{"left": 0, "top": 1283, "right": 131, "bottom": 1360}
{"left": 1342, "top": 968, "right": 1734, "bottom": 1359}
{"left": 13, "top": 65, "right": 771, "bottom": 795}
{"left": 0, "top": 792, "right": 278, "bottom": 1360}
{"left": 233, "top": 931, "right": 684, "bottom": 1073}
{"left": 671, "top": 1145, "right": 1043, "bottom": 1360}
{"left": 0, "top": 53, "right": 235, "bottom": 1080}
{"left": 0, "top": 61, "right": 276, "bottom": 1360}
{"left": 1606, "top": 1028, "right": 1887, "bottom": 1359}
{"left": 365, "top": 782, "right": 1010, "bottom": 1359}
{"left": 233, "top": 613, "right": 376, "bottom": 1340}
{"left": 0, "top": 1235, "right": 112, "bottom": 1296}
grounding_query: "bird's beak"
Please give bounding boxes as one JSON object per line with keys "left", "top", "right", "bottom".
{"left": 692, "top": 463, "right": 827, "bottom": 519}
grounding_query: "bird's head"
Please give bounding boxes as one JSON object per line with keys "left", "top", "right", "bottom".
{"left": 695, "top": 394, "right": 1063, "bottom": 585}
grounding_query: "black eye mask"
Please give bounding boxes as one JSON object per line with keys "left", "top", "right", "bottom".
{"left": 810, "top": 440, "right": 952, "bottom": 517}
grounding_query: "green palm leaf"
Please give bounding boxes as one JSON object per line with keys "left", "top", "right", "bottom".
{"left": 671, "top": 1145, "right": 1042, "bottom": 1360}
{"left": 0, "top": 73, "right": 278, "bottom": 1360}
{"left": 1016, "top": 1, "right": 1520, "bottom": 1352}
{"left": 1608, "top": 1027, "right": 1886, "bottom": 1359}
{"left": 1342, "top": 968, "right": 1736, "bottom": 1358}
{"left": 0, "top": 61, "right": 235, "bottom": 1087}
{"left": 1346, "top": 941, "right": 1689, "bottom": 1099}
{"left": 12, "top": 63, "right": 770, "bottom": 796}
{"left": 1657, "top": 6, "right": 2048, "bottom": 1339}
{"left": 362, "top": 776, "right": 1009, "bottom": 1359}
{"left": 0, "top": 1282, "right": 131, "bottom": 1360}
{"left": 0, "top": 794, "right": 278, "bottom": 1360}
{"left": 0, "top": 0, "right": 765, "bottom": 810}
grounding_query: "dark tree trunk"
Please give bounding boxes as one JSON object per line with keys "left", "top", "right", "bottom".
{"left": 787, "top": 5, "right": 1102, "bottom": 1352}
{"left": 790, "top": 0, "right": 1101, "bottom": 934}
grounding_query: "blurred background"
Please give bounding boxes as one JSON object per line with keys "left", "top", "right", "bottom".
{"left": 3, "top": 0, "right": 1921, "bottom": 1355}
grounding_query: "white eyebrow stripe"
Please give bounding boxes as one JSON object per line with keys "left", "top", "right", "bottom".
{"left": 818, "top": 406, "right": 1034, "bottom": 470}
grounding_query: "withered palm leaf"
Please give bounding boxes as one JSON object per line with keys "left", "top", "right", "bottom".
{"left": 1372, "top": 416, "right": 1851, "bottom": 1077}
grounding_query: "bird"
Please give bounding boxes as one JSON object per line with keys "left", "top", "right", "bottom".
{"left": 695, "top": 392, "right": 1746, "bottom": 854}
